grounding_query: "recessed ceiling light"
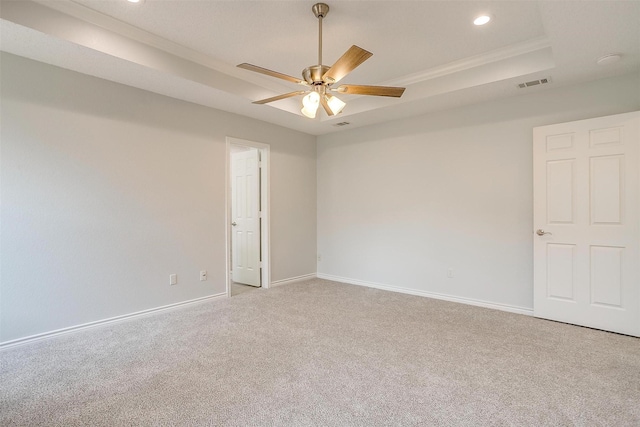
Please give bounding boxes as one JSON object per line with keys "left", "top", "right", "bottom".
{"left": 596, "top": 53, "right": 622, "bottom": 66}
{"left": 474, "top": 15, "right": 491, "bottom": 26}
{"left": 127, "top": 0, "right": 143, "bottom": 3}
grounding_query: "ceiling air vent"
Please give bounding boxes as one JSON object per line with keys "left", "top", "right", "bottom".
{"left": 517, "top": 77, "right": 551, "bottom": 89}
{"left": 333, "top": 121, "right": 351, "bottom": 127}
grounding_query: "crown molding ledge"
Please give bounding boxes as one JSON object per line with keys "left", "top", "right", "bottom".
{"left": 384, "top": 36, "right": 552, "bottom": 87}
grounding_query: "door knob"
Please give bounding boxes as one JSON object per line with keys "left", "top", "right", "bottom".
{"left": 231, "top": 222, "right": 237, "bottom": 227}
{"left": 536, "top": 229, "right": 552, "bottom": 236}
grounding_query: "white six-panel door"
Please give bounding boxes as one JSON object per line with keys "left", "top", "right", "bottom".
{"left": 231, "top": 149, "right": 261, "bottom": 287}
{"left": 533, "top": 111, "right": 639, "bottom": 337}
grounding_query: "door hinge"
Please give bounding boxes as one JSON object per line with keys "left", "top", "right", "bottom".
{"left": 259, "top": 261, "right": 263, "bottom": 268}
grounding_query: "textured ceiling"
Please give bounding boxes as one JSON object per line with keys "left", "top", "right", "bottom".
{"left": 1, "top": 0, "right": 639, "bottom": 135}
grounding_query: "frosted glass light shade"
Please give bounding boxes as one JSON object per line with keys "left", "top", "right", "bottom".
{"left": 325, "top": 95, "right": 346, "bottom": 115}
{"left": 301, "top": 91, "right": 320, "bottom": 118}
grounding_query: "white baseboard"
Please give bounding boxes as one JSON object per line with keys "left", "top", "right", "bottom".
{"left": 270, "top": 273, "right": 317, "bottom": 288}
{"left": 0, "top": 293, "right": 227, "bottom": 350}
{"left": 316, "top": 273, "right": 533, "bottom": 316}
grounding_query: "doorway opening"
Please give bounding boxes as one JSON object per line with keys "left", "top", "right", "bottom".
{"left": 226, "top": 137, "right": 270, "bottom": 297}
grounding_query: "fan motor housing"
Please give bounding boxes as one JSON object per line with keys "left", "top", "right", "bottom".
{"left": 303, "top": 65, "right": 331, "bottom": 85}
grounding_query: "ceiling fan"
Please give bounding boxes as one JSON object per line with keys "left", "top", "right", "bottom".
{"left": 237, "top": 3, "right": 406, "bottom": 119}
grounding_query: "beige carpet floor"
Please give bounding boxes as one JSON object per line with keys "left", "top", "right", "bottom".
{"left": 1, "top": 279, "right": 639, "bottom": 426}
{"left": 231, "top": 282, "right": 260, "bottom": 296}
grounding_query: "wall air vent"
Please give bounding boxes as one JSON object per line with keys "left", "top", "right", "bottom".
{"left": 333, "top": 122, "right": 351, "bottom": 127}
{"left": 517, "top": 77, "right": 551, "bottom": 89}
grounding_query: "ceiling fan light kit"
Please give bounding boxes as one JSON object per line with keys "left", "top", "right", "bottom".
{"left": 237, "top": 3, "right": 405, "bottom": 119}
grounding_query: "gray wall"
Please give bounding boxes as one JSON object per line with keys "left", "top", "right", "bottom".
{"left": 0, "top": 53, "right": 317, "bottom": 343}
{"left": 317, "top": 72, "right": 640, "bottom": 311}
{"left": 3, "top": 50, "right": 639, "bottom": 343}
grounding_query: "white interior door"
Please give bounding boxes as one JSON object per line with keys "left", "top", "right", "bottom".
{"left": 231, "top": 148, "right": 261, "bottom": 287}
{"left": 533, "top": 111, "right": 639, "bottom": 337}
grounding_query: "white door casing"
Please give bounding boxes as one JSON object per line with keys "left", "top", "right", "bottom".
{"left": 231, "top": 148, "right": 261, "bottom": 287}
{"left": 533, "top": 111, "right": 639, "bottom": 337}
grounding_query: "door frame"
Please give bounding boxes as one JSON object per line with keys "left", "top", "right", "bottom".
{"left": 225, "top": 137, "right": 271, "bottom": 297}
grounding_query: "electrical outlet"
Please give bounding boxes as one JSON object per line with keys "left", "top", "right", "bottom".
{"left": 170, "top": 274, "right": 177, "bottom": 286}
{"left": 447, "top": 269, "right": 454, "bottom": 279}
{"left": 317, "top": 254, "right": 322, "bottom": 262}
{"left": 200, "top": 270, "right": 207, "bottom": 281}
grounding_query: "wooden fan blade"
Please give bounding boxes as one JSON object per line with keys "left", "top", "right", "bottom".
{"left": 335, "top": 84, "right": 405, "bottom": 97}
{"left": 319, "top": 96, "right": 335, "bottom": 116}
{"left": 322, "top": 45, "right": 373, "bottom": 84}
{"left": 238, "top": 63, "right": 306, "bottom": 85}
{"left": 253, "top": 91, "right": 306, "bottom": 105}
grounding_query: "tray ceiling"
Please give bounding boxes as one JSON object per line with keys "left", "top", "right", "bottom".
{"left": 1, "top": 0, "right": 639, "bottom": 135}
